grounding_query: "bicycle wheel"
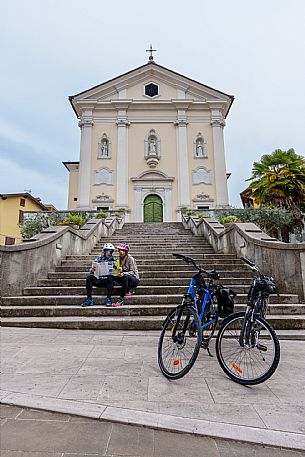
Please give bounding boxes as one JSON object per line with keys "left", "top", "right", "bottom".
{"left": 158, "top": 305, "right": 202, "bottom": 380}
{"left": 215, "top": 311, "right": 280, "bottom": 385}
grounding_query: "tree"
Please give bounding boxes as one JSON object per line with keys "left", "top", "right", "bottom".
{"left": 247, "top": 149, "right": 305, "bottom": 241}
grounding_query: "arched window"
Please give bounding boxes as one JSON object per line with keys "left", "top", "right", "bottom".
{"left": 98, "top": 133, "right": 112, "bottom": 159}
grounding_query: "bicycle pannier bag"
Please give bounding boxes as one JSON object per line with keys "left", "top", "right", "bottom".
{"left": 216, "top": 287, "right": 236, "bottom": 318}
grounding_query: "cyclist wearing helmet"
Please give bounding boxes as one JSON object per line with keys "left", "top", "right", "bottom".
{"left": 113, "top": 242, "right": 139, "bottom": 307}
{"left": 82, "top": 243, "right": 116, "bottom": 307}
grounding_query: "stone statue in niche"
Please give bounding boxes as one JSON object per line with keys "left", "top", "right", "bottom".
{"left": 101, "top": 140, "right": 109, "bottom": 157}
{"left": 196, "top": 140, "right": 203, "bottom": 157}
{"left": 194, "top": 134, "right": 207, "bottom": 158}
{"left": 149, "top": 139, "right": 157, "bottom": 155}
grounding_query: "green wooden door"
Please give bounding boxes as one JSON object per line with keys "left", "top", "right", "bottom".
{"left": 143, "top": 195, "right": 163, "bottom": 222}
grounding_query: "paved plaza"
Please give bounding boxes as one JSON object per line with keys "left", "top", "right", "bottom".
{"left": 1, "top": 327, "right": 305, "bottom": 453}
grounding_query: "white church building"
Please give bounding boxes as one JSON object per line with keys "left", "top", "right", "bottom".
{"left": 64, "top": 52, "right": 234, "bottom": 222}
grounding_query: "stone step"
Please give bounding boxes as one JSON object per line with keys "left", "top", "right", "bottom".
{"left": 23, "top": 284, "right": 256, "bottom": 296}
{"left": 2, "top": 304, "right": 304, "bottom": 318}
{"left": 38, "top": 277, "right": 252, "bottom": 287}
{"left": 2, "top": 314, "right": 305, "bottom": 330}
{"left": 1, "top": 294, "right": 299, "bottom": 306}
{"left": 53, "top": 264, "right": 261, "bottom": 273}
{"left": 47, "top": 270, "right": 253, "bottom": 279}
{"left": 67, "top": 253, "right": 236, "bottom": 261}
{"left": 60, "top": 258, "right": 244, "bottom": 267}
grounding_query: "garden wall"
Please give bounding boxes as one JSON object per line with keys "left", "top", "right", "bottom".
{"left": 182, "top": 215, "right": 305, "bottom": 301}
{"left": 0, "top": 216, "right": 124, "bottom": 297}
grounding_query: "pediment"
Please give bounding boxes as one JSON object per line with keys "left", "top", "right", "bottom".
{"left": 131, "top": 170, "right": 174, "bottom": 182}
{"left": 70, "top": 62, "right": 234, "bottom": 114}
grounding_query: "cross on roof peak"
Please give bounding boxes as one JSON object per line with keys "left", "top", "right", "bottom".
{"left": 146, "top": 44, "right": 157, "bottom": 62}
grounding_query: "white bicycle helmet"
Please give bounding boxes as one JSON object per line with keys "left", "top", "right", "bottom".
{"left": 103, "top": 243, "right": 115, "bottom": 251}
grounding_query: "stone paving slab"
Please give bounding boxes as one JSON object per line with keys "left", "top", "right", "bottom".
{"left": 1, "top": 327, "right": 305, "bottom": 451}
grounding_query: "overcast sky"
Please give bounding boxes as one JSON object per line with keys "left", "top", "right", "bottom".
{"left": 1, "top": 0, "right": 304, "bottom": 209}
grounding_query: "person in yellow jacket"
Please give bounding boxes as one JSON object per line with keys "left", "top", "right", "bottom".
{"left": 113, "top": 243, "right": 139, "bottom": 307}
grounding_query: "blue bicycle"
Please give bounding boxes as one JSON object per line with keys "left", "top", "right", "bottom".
{"left": 158, "top": 253, "right": 223, "bottom": 379}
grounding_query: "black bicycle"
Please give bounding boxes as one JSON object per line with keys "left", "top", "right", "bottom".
{"left": 215, "top": 257, "right": 281, "bottom": 385}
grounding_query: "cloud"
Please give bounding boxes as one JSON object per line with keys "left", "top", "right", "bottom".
{"left": 0, "top": 135, "right": 60, "bottom": 174}
{"left": 0, "top": 156, "right": 68, "bottom": 209}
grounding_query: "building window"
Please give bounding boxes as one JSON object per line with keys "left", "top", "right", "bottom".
{"left": 145, "top": 83, "right": 159, "bottom": 97}
{"left": 20, "top": 198, "right": 25, "bottom": 207}
{"left": 197, "top": 205, "right": 210, "bottom": 210}
{"left": 97, "top": 206, "right": 109, "bottom": 212}
{"left": 5, "top": 236, "right": 15, "bottom": 245}
{"left": 74, "top": 197, "right": 77, "bottom": 201}
{"left": 18, "top": 210, "right": 24, "bottom": 224}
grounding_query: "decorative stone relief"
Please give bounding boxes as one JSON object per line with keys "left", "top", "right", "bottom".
{"left": 94, "top": 167, "right": 114, "bottom": 185}
{"left": 193, "top": 192, "right": 211, "bottom": 201}
{"left": 192, "top": 167, "right": 212, "bottom": 185}
{"left": 194, "top": 133, "right": 207, "bottom": 158}
{"left": 97, "top": 133, "right": 112, "bottom": 159}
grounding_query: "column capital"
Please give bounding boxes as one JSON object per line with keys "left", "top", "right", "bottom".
{"left": 116, "top": 118, "right": 130, "bottom": 127}
{"left": 211, "top": 119, "right": 225, "bottom": 128}
{"left": 78, "top": 119, "right": 94, "bottom": 128}
{"left": 174, "top": 119, "right": 188, "bottom": 127}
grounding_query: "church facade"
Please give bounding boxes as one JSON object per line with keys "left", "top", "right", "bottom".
{"left": 64, "top": 57, "right": 234, "bottom": 222}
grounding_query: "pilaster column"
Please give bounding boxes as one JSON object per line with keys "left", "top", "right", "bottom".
{"left": 116, "top": 112, "right": 130, "bottom": 208}
{"left": 211, "top": 114, "right": 229, "bottom": 207}
{"left": 175, "top": 116, "right": 190, "bottom": 208}
{"left": 164, "top": 188, "right": 172, "bottom": 222}
{"left": 77, "top": 117, "right": 93, "bottom": 210}
{"left": 134, "top": 188, "right": 142, "bottom": 222}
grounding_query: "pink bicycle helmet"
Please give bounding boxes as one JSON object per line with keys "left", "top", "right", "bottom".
{"left": 117, "top": 243, "right": 129, "bottom": 251}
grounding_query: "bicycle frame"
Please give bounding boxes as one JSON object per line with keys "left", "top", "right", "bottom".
{"left": 187, "top": 277, "right": 217, "bottom": 331}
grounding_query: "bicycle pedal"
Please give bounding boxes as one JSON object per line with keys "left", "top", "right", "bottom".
{"left": 257, "top": 344, "right": 268, "bottom": 352}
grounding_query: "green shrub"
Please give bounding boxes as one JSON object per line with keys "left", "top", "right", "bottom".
{"left": 114, "top": 212, "right": 121, "bottom": 217}
{"left": 58, "top": 213, "right": 86, "bottom": 228}
{"left": 218, "top": 215, "right": 241, "bottom": 224}
{"left": 21, "top": 217, "right": 46, "bottom": 239}
{"left": 197, "top": 214, "right": 211, "bottom": 219}
{"left": 96, "top": 212, "right": 108, "bottom": 219}
{"left": 214, "top": 206, "right": 295, "bottom": 240}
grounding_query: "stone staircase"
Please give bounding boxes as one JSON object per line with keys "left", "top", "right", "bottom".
{"left": 1, "top": 222, "right": 305, "bottom": 331}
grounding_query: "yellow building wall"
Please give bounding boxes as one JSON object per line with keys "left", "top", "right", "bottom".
{"left": 187, "top": 122, "right": 217, "bottom": 204}
{"left": 127, "top": 121, "right": 178, "bottom": 220}
{"left": 90, "top": 120, "right": 118, "bottom": 207}
{"left": 67, "top": 169, "right": 79, "bottom": 210}
{"left": 0, "top": 196, "right": 45, "bottom": 245}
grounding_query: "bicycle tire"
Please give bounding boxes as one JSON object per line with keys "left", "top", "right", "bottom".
{"left": 215, "top": 311, "right": 280, "bottom": 385}
{"left": 158, "top": 305, "right": 202, "bottom": 380}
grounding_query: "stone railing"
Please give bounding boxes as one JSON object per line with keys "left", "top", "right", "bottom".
{"left": 182, "top": 214, "right": 305, "bottom": 301}
{"left": 0, "top": 215, "right": 125, "bottom": 297}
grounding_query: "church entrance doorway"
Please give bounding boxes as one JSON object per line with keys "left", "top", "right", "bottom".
{"left": 143, "top": 194, "right": 163, "bottom": 222}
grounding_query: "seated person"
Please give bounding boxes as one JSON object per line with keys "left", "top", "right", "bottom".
{"left": 82, "top": 243, "right": 116, "bottom": 307}
{"left": 113, "top": 243, "right": 140, "bottom": 307}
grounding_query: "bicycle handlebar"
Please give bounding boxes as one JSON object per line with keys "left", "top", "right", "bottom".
{"left": 172, "top": 254, "right": 220, "bottom": 279}
{"left": 240, "top": 256, "right": 255, "bottom": 268}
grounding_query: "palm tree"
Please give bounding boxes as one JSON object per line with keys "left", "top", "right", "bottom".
{"left": 247, "top": 149, "right": 305, "bottom": 241}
